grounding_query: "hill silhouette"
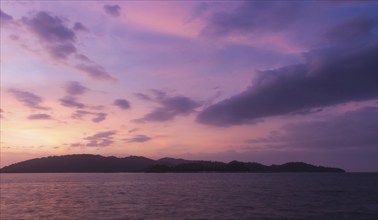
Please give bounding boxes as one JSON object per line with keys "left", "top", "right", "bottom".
{"left": 0, "top": 154, "right": 345, "bottom": 173}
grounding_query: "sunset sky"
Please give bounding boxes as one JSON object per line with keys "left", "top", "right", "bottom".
{"left": 1, "top": 1, "right": 377, "bottom": 171}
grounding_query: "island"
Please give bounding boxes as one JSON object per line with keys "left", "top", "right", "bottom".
{"left": 0, "top": 154, "right": 345, "bottom": 173}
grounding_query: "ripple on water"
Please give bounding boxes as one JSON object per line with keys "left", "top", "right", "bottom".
{"left": 0, "top": 173, "right": 377, "bottom": 220}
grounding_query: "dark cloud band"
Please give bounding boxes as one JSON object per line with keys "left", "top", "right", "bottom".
{"left": 197, "top": 44, "right": 378, "bottom": 126}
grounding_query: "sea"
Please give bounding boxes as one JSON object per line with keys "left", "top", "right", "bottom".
{"left": 0, "top": 173, "right": 377, "bottom": 220}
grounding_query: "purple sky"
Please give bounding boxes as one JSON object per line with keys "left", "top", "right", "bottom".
{"left": 0, "top": 1, "right": 377, "bottom": 171}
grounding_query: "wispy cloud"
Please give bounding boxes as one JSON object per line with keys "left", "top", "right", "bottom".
{"left": 27, "top": 114, "right": 52, "bottom": 120}
{"left": 75, "top": 63, "right": 115, "bottom": 81}
{"left": 4, "top": 10, "right": 116, "bottom": 81}
{"left": 71, "top": 130, "right": 116, "bottom": 148}
{"left": 113, "top": 99, "right": 131, "bottom": 110}
{"left": 200, "top": 1, "right": 300, "bottom": 38}
{"left": 124, "top": 135, "right": 151, "bottom": 143}
{"left": 8, "top": 89, "right": 50, "bottom": 110}
{"left": 64, "top": 81, "right": 88, "bottom": 96}
{"left": 103, "top": 5, "right": 121, "bottom": 17}
{"left": 135, "top": 90, "right": 201, "bottom": 123}
{"left": 72, "top": 110, "right": 107, "bottom": 123}
{"left": 74, "top": 130, "right": 116, "bottom": 147}
{"left": 22, "top": 11, "right": 75, "bottom": 43}
{"left": 0, "top": 9, "right": 13, "bottom": 24}
{"left": 73, "top": 22, "right": 88, "bottom": 32}
{"left": 324, "top": 14, "right": 377, "bottom": 46}
{"left": 134, "top": 92, "right": 152, "bottom": 101}
{"left": 59, "top": 96, "right": 85, "bottom": 109}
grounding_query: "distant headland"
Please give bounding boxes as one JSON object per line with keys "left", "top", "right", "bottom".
{"left": 0, "top": 154, "right": 345, "bottom": 173}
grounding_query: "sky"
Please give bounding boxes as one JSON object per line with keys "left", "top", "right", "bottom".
{"left": 0, "top": 1, "right": 377, "bottom": 172}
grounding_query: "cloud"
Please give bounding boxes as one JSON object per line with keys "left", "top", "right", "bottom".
{"left": 0, "top": 9, "right": 13, "bottom": 24}
{"left": 72, "top": 110, "right": 107, "bottom": 123}
{"left": 59, "top": 96, "right": 85, "bottom": 109}
{"left": 134, "top": 92, "right": 151, "bottom": 101}
{"left": 71, "top": 110, "right": 88, "bottom": 119}
{"left": 75, "top": 64, "right": 115, "bottom": 81}
{"left": 135, "top": 91, "right": 201, "bottom": 123}
{"left": 84, "top": 130, "right": 116, "bottom": 147}
{"left": 27, "top": 114, "right": 52, "bottom": 120}
{"left": 124, "top": 135, "right": 151, "bottom": 143}
{"left": 114, "top": 99, "right": 131, "bottom": 110}
{"left": 103, "top": 5, "right": 121, "bottom": 17}
{"left": 70, "top": 143, "right": 83, "bottom": 147}
{"left": 21, "top": 11, "right": 77, "bottom": 60}
{"left": 247, "top": 107, "right": 378, "bottom": 150}
{"left": 8, "top": 89, "right": 50, "bottom": 110}
{"left": 73, "top": 22, "right": 88, "bottom": 32}
{"left": 200, "top": 1, "right": 300, "bottom": 38}
{"left": 324, "top": 14, "right": 377, "bottom": 45}
{"left": 64, "top": 81, "right": 88, "bottom": 96}
{"left": 136, "top": 108, "right": 173, "bottom": 122}
{"left": 85, "top": 130, "right": 116, "bottom": 140}
{"left": 19, "top": 11, "right": 115, "bottom": 81}
{"left": 71, "top": 130, "right": 116, "bottom": 147}
{"left": 86, "top": 139, "right": 114, "bottom": 147}
{"left": 128, "top": 128, "right": 139, "bottom": 133}
{"left": 92, "top": 113, "right": 107, "bottom": 123}
{"left": 197, "top": 44, "right": 378, "bottom": 126}
{"left": 22, "top": 11, "right": 75, "bottom": 43}
{"left": 75, "top": 54, "right": 91, "bottom": 62}
{"left": 48, "top": 42, "right": 77, "bottom": 59}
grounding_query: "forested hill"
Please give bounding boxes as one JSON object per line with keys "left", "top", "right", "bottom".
{"left": 0, "top": 154, "right": 345, "bottom": 173}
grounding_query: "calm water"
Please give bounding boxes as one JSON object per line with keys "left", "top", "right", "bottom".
{"left": 0, "top": 173, "right": 377, "bottom": 220}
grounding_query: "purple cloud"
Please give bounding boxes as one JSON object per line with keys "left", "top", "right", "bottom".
{"left": 128, "top": 128, "right": 139, "bottom": 133}
{"left": 64, "top": 81, "right": 88, "bottom": 96}
{"left": 22, "top": 11, "right": 75, "bottom": 43}
{"left": 50, "top": 44, "right": 76, "bottom": 60}
{"left": 8, "top": 89, "right": 50, "bottom": 110}
{"left": 20, "top": 11, "right": 115, "bottom": 81}
{"left": 92, "top": 113, "right": 107, "bottom": 123}
{"left": 137, "top": 108, "right": 173, "bottom": 122}
{"left": 161, "top": 96, "right": 201, "bottom": 115}
{"left": 20, "top": 11, "right": 78, "bottom": 61}
{"left": 70, "top": 142, "right": 83, "bottom": 147}
{"left": 73, "top": 22, "right": 88, "bottom": 32}
{"left": 27, "top": 114, "right": 52, "bottom": 120}
{"left": 86, "top": 139, "right": 114, "bottom": 147}
{"left": 84, "top": 130, "right": 116, "bottom": 140}
{"left": 75, "top": 54, "right": 91, "bottom": 62}
{"left": 59, "top": 96, "right": 85, "bottom": 109}
{"left": 103, "top": 5, "right": 121, "bottom": 17}
{"left": 71, "top": 130, "right": 116, "bottom": 147}
{"left": 197, "top": 43, "right": 377, "bottom": 126}
{"left": 0, "top": 9, "right": 13, "bottom": 24}
{"left": 151, "top": 89, "right": 167, "bottom": 100}
{"left": 84, "top": 130, "right": 116, "bottom": 147}
{"left": 124, "top": 135, "right": 151, "bottom": 143}
{"left": 135, "top": 92, "right": 201, "bottom": 123}
{"left": 75, "top": 63, "right": 115, "bottom": 81}
{"left": 48, "top": 42, "right": 77, "bottom": 59}
{"left": 72, "top": 110, "right": 107, "bottom": 123}
{"left": 72, "top": 110, "right": 89, "bottom": 120}
{"left": 200, "top": 1, "right": 300, "bottom": 38}
{"left": 113, "top": 99, "right": 131, "bottom": 110}
{"left": 324, "top": 14, "right": 377, "bottom": 46}
{"left": 134, "top": 92, "right": 151, "bottom": 101}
